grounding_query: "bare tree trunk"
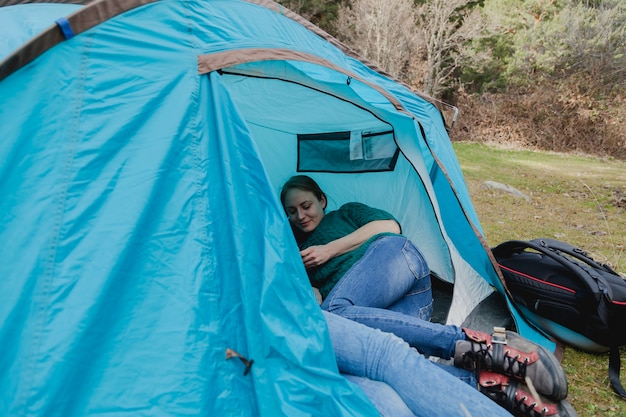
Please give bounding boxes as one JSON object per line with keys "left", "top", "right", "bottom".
{"left": 334, "top": 0, "right": 483, "bottom": 97}
{"left": 334, "top": 0, "right": 418, "bottom": 82}
{"left": 416, "top": 0, "right": 483, "bottom": 96}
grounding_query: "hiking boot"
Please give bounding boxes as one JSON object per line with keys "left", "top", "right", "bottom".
{"left": 454, "top": 327, "right": 568, "bottom": 401}
{"left": 478, "top": 371, "right": 578, "bottom": 417}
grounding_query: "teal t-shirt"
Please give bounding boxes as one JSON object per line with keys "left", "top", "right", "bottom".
{"left": 299, "top": 202, "right": 400, "bottom": 299}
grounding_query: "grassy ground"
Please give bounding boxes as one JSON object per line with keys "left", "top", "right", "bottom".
{"left": 453, "top": 142, "right": 626, "bottom": 416}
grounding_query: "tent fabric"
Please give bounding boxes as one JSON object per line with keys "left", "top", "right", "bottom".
{"left": 0, "top": 3, "right": 82, "bottom": 61}
{"left": 0, "top": 1, "right": 555, "bottom": 416}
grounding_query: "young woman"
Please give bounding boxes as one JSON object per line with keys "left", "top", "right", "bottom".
{"left": 280, "top": 175, "right": 571, "bottom": 409}
{"left": 281, "top": 175, "right": 433, "bottom": 318}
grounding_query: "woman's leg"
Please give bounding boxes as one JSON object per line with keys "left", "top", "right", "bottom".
{"left": 324, "top": 235, "right": 432, "bottom": 318}
{"left": 343, "top": 375, "right": 416, "bottom": 417}
{"left": 322, "top": 235, "right": 463, "bottom": 358}
{"left": 324, "top": 311, "right": 513, "bottom": 417}
{"left": 387, "top": 238, "right": 433, "bottom": 320}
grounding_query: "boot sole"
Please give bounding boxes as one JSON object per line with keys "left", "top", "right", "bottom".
{"left": 558, "top": 399, "right": 578, "bottom": 417}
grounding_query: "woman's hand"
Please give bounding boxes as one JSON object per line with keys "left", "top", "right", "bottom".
{"left": 299, "top": 219, "right": 400, "bottom": 269}
{"left": 300, "top": 245, "right": 333, "bottom": 269}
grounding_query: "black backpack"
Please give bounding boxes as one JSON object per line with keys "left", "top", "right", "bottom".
{"left": 492, "top": 238, "right": 626, "bottom": 398}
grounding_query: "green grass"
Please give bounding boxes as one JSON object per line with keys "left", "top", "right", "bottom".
{"left": 453, "top": 142, "right": 626, "bottom": 415}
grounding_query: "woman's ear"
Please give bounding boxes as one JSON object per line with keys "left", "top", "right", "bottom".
{"left": 321, "top": 194, "right": 327, "bottom": 210}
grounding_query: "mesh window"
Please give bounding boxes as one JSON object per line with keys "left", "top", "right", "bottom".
{"left": 297, "top": 129, "right": 398, "bottom": 173}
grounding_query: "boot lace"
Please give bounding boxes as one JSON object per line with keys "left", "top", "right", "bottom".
{"left": 465, "top": 341, "right": 530, "bottom": 380}
{"left": 513, "top": 395, "right": 550, "bottom": 417}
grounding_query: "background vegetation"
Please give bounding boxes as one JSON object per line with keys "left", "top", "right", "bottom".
{"left": 455, "top": 142, "right": 625, "bottom": 415}
{"left": 278, "top": 0, "right": 626, "bottom": 160}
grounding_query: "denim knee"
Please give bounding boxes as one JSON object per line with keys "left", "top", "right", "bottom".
{"left": 401, "top": 239, "right": 430, "bottom": 283}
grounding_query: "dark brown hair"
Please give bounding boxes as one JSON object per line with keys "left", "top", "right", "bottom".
{"left": 279, "top": 175, "right": 326, "bottom": 210}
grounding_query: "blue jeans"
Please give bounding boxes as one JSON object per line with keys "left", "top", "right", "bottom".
{"left": 325, "top": 311, "right": 512, "bottom": 417}
{"left": 322, "top": 235, "right": 464, "bottom": 358}
{"left": 342, "top": 375, "right": 416, "bottom": 417}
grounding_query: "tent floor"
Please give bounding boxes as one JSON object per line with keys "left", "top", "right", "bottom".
{"left": 431, "top": 276, "right": 514, "bottom": 334}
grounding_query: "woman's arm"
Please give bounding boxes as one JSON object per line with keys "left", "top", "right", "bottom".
{"left": 300, "top": 219, "right": 399, "bottom": 269}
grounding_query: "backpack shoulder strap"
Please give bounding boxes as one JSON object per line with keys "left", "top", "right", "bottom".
{"left": 530, "top": 238, "right": 620, "bottom": 276}
{"left": 494, "top": 238, "right": 617, "bottom": 301}
{"left": 492, "top": 239, "right": 592, "bottom": 285}
{"left": 609, "top": 345, "right": 626, "bottom": 398}
{"left": 494, "top": 239, "right": 626, "bottom": 399}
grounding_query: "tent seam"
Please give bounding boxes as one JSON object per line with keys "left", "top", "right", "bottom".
{"left": 16, "top": 30, "right": 92, "bottom": 416}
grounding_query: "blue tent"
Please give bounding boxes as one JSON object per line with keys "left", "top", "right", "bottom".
{"left": 0, "top": 1, "right": 555, "bottom": 416}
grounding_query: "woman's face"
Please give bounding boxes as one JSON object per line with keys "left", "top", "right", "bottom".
{"left": 283, "top": 188, "right": 326, "bottom": 234}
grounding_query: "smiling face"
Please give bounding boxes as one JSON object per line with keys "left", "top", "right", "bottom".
{"left": 283, "top": 188, "right": 326, "bottom": 234}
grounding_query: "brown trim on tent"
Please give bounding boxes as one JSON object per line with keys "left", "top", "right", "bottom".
{"left": 414, "top": 130, "right": 511, "bottom": 298}
{"left": 244, "top": 0, "right": 446, "bottom": 114}
{"left": 0, "top": 0, "right": 444, "bottom": 113}
{"left": 0, "top": 0, "right": 92, "bottom": 5}
{"left": 0, "top": 0, "right": 156, "bottom": 82}
{"left": 429, "top": 150, "right": 511, "bottom": 293}
{"left": 197, "top": 48, "right": 406, "bottom": 112}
